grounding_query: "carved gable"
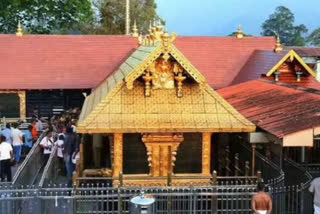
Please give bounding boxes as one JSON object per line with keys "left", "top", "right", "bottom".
{"left": 77, "top": 29, "right": 255, "bottom": 134}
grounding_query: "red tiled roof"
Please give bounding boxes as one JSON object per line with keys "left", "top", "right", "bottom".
{"left": 175, "top": 37, "right": 275, "bottom": 89}
{"left": 218, "top": 80, "right": 320, "bottom": 138}
{"left": 232, "top": 49, "right": 320, "bottom": 90}
{"left": 0, "top": 35, "right": 275, "bottom": 90}
{"left": 231, "top": 50, "right": 287, "bottom": 85}
{"left": 262, "top": 73, "right": 320, "bottom": 90}
{"left": 0, "top": 35, "right": 139, "bottom": 89}
{"left": 286, "top": 47, "right": 320, "bottom": 57}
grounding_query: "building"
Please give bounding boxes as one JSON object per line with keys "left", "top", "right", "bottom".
{"left": 1, "top": 24, "right": 320, "bottom": 185}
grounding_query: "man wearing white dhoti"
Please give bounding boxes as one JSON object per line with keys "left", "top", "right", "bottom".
{"left": 251, "top": 182, "right": 272, "bottom": 214}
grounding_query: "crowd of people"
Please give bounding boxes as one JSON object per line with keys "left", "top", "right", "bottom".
{"left": 0, "top": 107, "right": 81, "bottom": 183}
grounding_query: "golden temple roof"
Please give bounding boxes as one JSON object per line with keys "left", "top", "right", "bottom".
{"left": 77, "top": 31, "right": 255, "bottom": 133}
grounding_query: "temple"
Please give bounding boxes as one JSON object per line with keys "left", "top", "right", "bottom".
{"left": 1, "top": 22, "right": 320, "bottom": 186}
{"left": 76, "top": 27, "right": 255, "bottom": 186}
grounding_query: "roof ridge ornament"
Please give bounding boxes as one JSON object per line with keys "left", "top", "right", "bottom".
{"left": 139, "top": 20, "right": 177, "bottom": 47}
{"left": 274, "top": 34, "right": 283, "bottom": 53}
{"left": 16, "top": 21, "right": 23, "bottom": 37}
{"left": 236, "top": 25, "right": 244, "bottom": 39}
{"left": 132, "top": 20, "right": 139, "bottom": 37}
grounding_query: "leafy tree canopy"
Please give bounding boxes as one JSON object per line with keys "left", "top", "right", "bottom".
{"left": 0, "top": 0, "right": 93, "bottom": 34}
{"left": 261, "top": 6, "right": 308, "bottom": 46}
{"left": 91, "top": 0, "right": 163, "bottom": 35}
{"left": 307, "top": 28, "right": 320, "bottom": 46}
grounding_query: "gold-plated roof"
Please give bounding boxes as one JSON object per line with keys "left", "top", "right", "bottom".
{"left": 77, "top": 81, "right": 255, "bottom": 133}
{"left": 77, "top": 31, "right": 255, "bottom": 133}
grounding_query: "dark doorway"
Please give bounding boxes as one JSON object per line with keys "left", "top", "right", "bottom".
{"left": 175, "top": 133, "right": 202, "bottom": 173}
{"left": 123, "top": 134, "right": 148, "bottom": 174}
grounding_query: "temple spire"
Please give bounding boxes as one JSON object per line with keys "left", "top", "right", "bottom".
{"left": 274, "top": 34, "right": 283, "bottom": 53}
{"left": 16, "top": 21, "right": 23, "bottom": 37}
{"left": 236, "top": 25, "right": 244, "bottom": 39}
{"left": 132, "top": 20, "right": 139, "bottom": 37}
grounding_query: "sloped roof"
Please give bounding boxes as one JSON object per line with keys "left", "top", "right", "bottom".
{"left": 265, "top": 50, "right": 315, "bottom": 77}
{"left": 263, "top": 74, "right": 320, "bottom": 90}
{"left": 285, "top": 47, "right": 320, "bottom": 57}
{"left": 232, "top": 49, "right": 319, "bottom": 90}
{"left": 0, "top": 35, "right": 275, "bottom": 90}
{"left": 232, "top": 50, "right": 288, "bottom": 85}
{"left": 78, "top": 82, "right": 255, "bottom": 133}
{"left": 174, "top": 36, "right": 275, "bottom": 89}
{"left": 218, "top": 80, "right": 320, "bottom": 138}
{"left": 77, "top": 40, "right": 255, "bottom": 133}
{"left": 0, "top": 35, "right": 138, "bottom": 89}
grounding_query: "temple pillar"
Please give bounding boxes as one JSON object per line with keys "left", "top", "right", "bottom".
{"left": 202, "top": 132, "right": 212, "bottom": 175}
{"left": 142, "top": 133, "right": 183, "bottom": 177}
{"left": 17, "top": 91, "right": 26, "bottom": 119}
{"left": 113, "top": 133, "right": 123, "bottom": 178}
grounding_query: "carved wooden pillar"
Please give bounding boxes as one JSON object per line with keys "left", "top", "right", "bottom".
{"left": 142, "top": 133, "right": 183, "bottom": 177}
{"left": 202, "top": 132, "right": 212, "bottom": 175}
{"left": 251, "top": 143, "right": 256, "bottom": 176}
{"left": 17, "top": 91, "right": 26, "bottom": 119}
{"left": 113, "top": 133, "right": 123, "bottom": 178}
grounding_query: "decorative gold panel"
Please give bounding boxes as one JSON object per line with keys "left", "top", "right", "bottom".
{"left": 142, "top": 133, "right": 183, "bottom": 177}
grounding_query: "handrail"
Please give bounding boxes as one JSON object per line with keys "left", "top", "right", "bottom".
{"left": 38, "top": 145, "right": 58, "bottom": 188}
{"left": 238, "top": 142, "right": 285, "bottom": 186}
{"left": 284, "top": 157, "right": 313, "bottom": 189}
{"left": 12, "top": 130, "right": 47, "bottom": 185}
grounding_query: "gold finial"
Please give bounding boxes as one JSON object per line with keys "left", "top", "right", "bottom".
{"left": 132, "top": 20, "right": 139, "bottom": 37}
{"left": 236, "top": 25, "right": 243, "bottom": 39}
{"left": 156, "top": 19, "right": 163, "bottom": 32}
{"left": 274, "top": 34, "right": 283, "bottom": 53}
{"left": 151, "top": 19, "right": 156, "bottom": 33}
{"left": 16, "top": 21, "right": 23, "bottom": 37}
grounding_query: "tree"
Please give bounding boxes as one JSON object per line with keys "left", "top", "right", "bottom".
{"left": 261, "top": 6, "right": 308, "bottom": 46}
{"left": 307, "top": 28, "right": 320, "bottom": 46}
{"left": 92, "top": 0, "right": 162, "bottom": 35}
{"left": 0, "top": 0, "right": 94, "bottom": 34}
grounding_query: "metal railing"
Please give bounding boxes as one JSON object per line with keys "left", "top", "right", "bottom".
{"left": 38, "top": 146, "right": 59, "bottom": 188}
{"left": 0, "top": 184, "right": 257, "bottom": 214}
{"left": 299, "top": 163, "right": 320, "bottom": 177}
{"left": 12, "top": 131, "right": 47, "bottom": 186}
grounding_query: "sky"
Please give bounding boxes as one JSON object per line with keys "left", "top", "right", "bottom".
{"left": 155, "top": 0, "right": 320, "bottom": 36}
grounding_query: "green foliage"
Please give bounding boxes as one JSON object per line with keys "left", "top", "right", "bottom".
{"left": 307, "top": 28, "right": 320, "bottom": 46}
{"left": 0, "top": 0, "right": 94, "bottom": 34}
{"left": 92, "top": 0, "right": 162, "bottom": 35}
{"left": 261, "top": 6, "right": 308, "bottom": 46}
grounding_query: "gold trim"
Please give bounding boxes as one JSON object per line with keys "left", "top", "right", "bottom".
{"left": 266, "top": 50, "right": 316, "bottom": 77}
